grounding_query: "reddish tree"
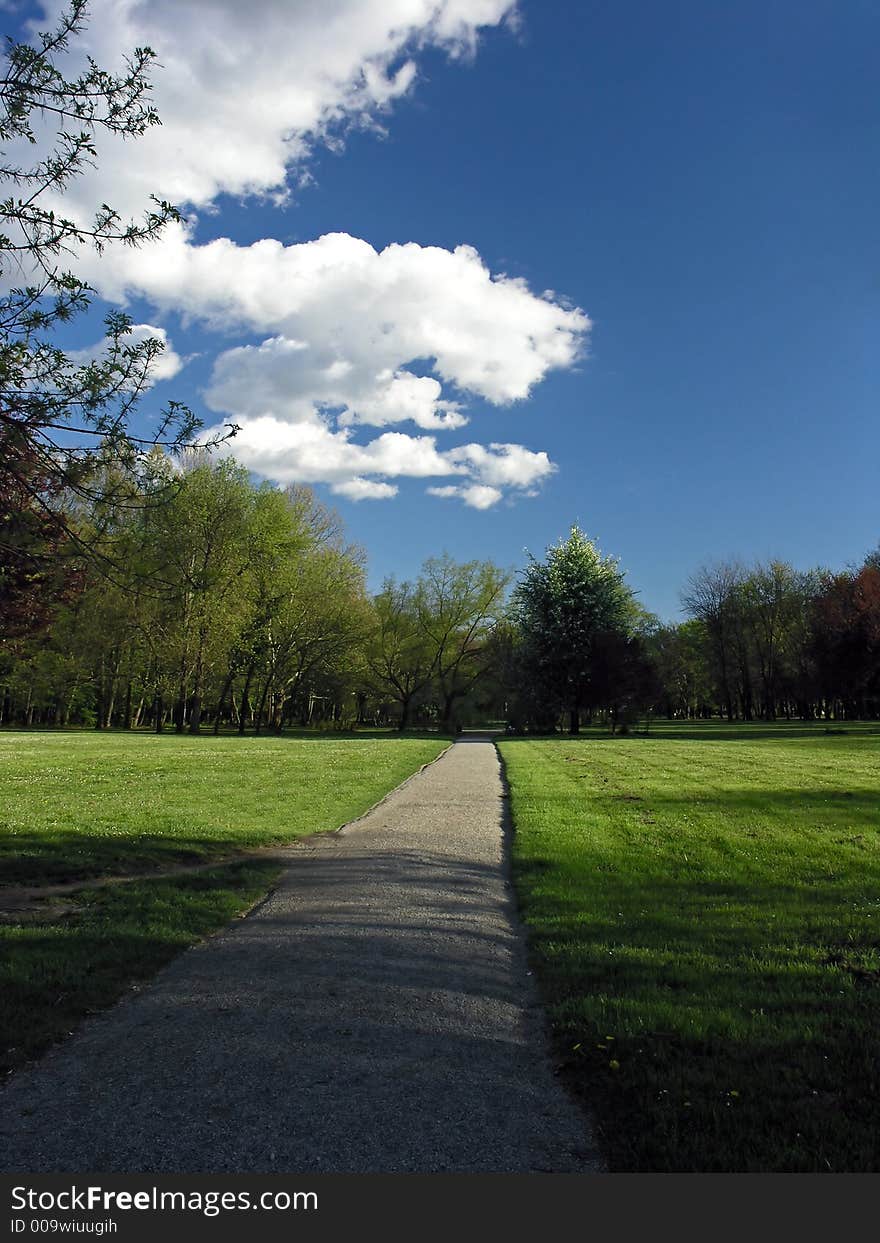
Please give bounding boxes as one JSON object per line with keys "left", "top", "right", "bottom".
{"left": 0, "top": 426, "right": 81, "bottom": 658}
{"left": 812, "top": 566, "right": 880, "bottom": 716}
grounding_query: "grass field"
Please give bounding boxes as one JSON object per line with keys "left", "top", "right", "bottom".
{"left": 498, "top": 722, "right": 880, "bottom": 1172}
{"left": 0, "top": 731, "right": 448, "bottom": 1072}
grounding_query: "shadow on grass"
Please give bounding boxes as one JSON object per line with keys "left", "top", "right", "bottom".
{"left": 558, "top": 784, "right": 880, "bottom": 833}
{"left": 0, "top": 834, "right": 281, "bottom": 887}
{"left": 0, "top": 849, "right": 601, "bottom": 1176}
{"left": 0, "top": 861, "right": 282, "bottom": 1075}
{"left": 0, "top": 727, "right": 454, "bottom": 743}
{"left": 502, "top": 722, "right": 880, "bottom": 744}
{"left": 511, "top": 851, "right": 880, "bottom": 1171}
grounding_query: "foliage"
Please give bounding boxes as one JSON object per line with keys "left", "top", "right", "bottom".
{"left": 364, "top": 554, "right": 510, "bottom": 730}
{"left": 365, "top": 578, "right": 437, "bottom": 730}
{"left": 512, "top": 525, "right": 644, "bottom": 733}
{"left": 679, "top": 555, "right": 879, "bottom": 721}
{"left": 0, "top": 460, "right": 374, "bottom": 733}
{"left": 416, "top": 553, "right": 509, "bottom": 730}
{"left": 0, "top": 1, "right": 234, "bottom": 615}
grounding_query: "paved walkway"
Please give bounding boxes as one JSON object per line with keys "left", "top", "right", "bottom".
{"left": 0, "top": 736, "right": 603, "bottom": 1173}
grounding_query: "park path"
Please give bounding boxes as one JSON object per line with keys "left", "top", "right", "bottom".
{"left": 0, "top": 736, "right": 603, "bottom": 1174}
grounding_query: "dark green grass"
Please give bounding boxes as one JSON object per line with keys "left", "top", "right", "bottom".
{"left": 498, "top": 722, "right": 880, "bottom": 1172}
{"left": 0, "top": 731, "right": 448, "bottom": 884}
{"left": 0, "top": 732, "right": 448, "bottom": 1072}
{"left": 1, "top": 862, "right": 281, "bottom": 1073}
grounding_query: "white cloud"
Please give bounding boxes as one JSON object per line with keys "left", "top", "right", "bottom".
{"left": 208, "top": 413, "right": 554, "bottom": 506}
{"left": 12, "top": 1, "right": 585, "bottom": 510}
{"left": 26, "top": 0, "right": 519, "bottom": 219}
{"left": 84, "top": 230, "right": 584, "bottom": 505}
{"left": 446, "top": 441, "right": 556, "bottom": 488}
{"left": 87, "top": 231, "right": 588, "bottom": 408}
{"left": 67, "top": 323, "right": 186, "bottom": 385}
{"left": 427, "top": 483, "right": 503, "bottom": 509}
{"left": 331, "top": 478, "right": 399, "bottom": 501}
{"left": 210, "top": 417, "right": 456, "bottom": 486}
{"left": 205, "top": 335, "right": 468, "bottom": 431}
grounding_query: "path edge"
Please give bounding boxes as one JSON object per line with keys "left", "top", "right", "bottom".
{"left": 492, "top": 736, "right": 608, "bottom": 1172}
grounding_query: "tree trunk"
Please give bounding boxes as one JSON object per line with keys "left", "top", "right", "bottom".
{"left": 441, "top": 689, "right": 459, "bottom": 734}
{"left": 213, "top": 667, "right": 237, "bottom": 736}
{"left": 175, "top": 655, "right": 187, "bottom": 733}
{"left": 104, "top": 683, "right": 117, "bottom": 730}
{"left": 94, "top": 658, "right": 105, "bottom": 730}
{"left": 254, "top": 678, "right": 271, "bottom": 735}
{"left": 189, "top": 641, "right": 206, "bottom": 734}
{"left": 238, "top": 663, "right": 255, "bottom": 735}
{"left": 568, "top": 706, "right": 580, "bottom": 735}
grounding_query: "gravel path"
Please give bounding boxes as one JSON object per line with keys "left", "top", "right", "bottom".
{"left": 1, "top": 735, "right": 603, "bottom": 1174}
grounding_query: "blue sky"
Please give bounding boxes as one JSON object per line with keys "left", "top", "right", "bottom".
{"left": 10, "top": 1, "right": 879, "bottom": 620}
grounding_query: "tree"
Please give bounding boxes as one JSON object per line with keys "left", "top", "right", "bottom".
{"left": 513, "top": 525, "right": 638, "bottom": 734}
{"left": 244, "top": 489, "right": 371, "bottom": 733}
{"left": 681, "top": 561, "right": 744, "bottom": 720}
{"left": 416, "top": 554, "right": 509, "bottom": 731}
{"left": 0, "top": 436, "right": 79, "bottom": 661}
{"left": 0, "top": 1, "right": 233, "bottom": 599}
{"left": 812, "top": 565, "right": 880, "bottom": 719}
{"left": 646, "top": 619, "right": 714, "bottom": 719}
{"left": 365, "top": 579, "right": 436, "bottom": 731}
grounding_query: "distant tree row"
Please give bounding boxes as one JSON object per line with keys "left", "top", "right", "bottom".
{"left": 499, "top": 531, "right": 880, "bottom": 732}
{"left": 1, "top": 455, "right": 877, "bottom": 732}
{"left": 0, "top": 456, "right": 509, "bottom": 733}
{"left": 661, "top": 554, "right": 880, "bottom": 722}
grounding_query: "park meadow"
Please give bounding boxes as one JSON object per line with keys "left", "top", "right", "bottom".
{"left": 3, "top": 717, "right": 879, "bottom": 1172}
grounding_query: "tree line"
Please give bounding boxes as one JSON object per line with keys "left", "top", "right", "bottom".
{"left": 3, "top": 459, "right": 878, "bottom": 734}
{"left": 659, "top": 554, "right": 880, "bottom": 723}
{"left": 1, "top": 455, "right": 509, "bottom": 733}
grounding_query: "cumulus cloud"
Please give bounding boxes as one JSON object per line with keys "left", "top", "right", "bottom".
{"left": 211, "top": 417, "right": 459, "bottom": 485}
{"left": 87, "top": 232, "right": 588, "bottom": 408}
{"left": 67, "top": 323, "right": 186, "bottom": 385}
{"left": 207, "top": 413, "right": 554, "bottom": 505}
{"left": 83, "top": 231, "right": 584, "bottom": 506}
{"left": 445, "top": 441, "right": 556, "bottom": 488}
{"left": 331, "top": 478, "right": 399, "bottom": 502}
{"left": 427, "top": 483, "right": 504, "bottom": 509}
{"left": 205, "top": 335, "right": 468, "bottom": 432}
{"left": 15, "top": 1, "right": 584, "bottom": 509}
{"left": 27, "top": 0, "right": 519, "bottom": 219}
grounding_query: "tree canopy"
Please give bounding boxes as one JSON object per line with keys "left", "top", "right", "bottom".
{"left": 0, "top": 0, "right": 234, "bottom": 608}
{"left": 513, "top": 525, "right": 641, "bottom": 733}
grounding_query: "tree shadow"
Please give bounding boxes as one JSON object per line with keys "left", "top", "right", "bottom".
{"left": 500, "top": 721, "right": 880, "bottom": 744}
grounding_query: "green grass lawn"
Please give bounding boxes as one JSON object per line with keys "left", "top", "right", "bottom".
{"left": 0, "top": 731, "right": 448, "bottom": 1072}
{"left": 498, "top": 722, "right": 880, "bottom": 1172}
{"left": 0, "top": 730, "right": 447, "bottom": 884}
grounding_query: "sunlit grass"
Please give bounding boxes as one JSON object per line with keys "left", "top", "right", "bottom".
{"left": 0, "top": 731, "right": 448, "bottom": 1071}
{"left": 498, "top": 722, "right": 880, "bottom": 1172}
{"left": 0, "top": 731, "right": 447, "bottom": 884}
